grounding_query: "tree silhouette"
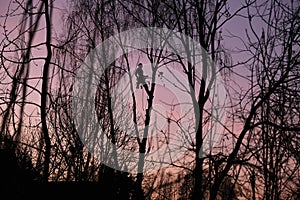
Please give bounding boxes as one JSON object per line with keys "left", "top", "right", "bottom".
{"left": 0, "top": 0, "right": 299, "bottom": 200}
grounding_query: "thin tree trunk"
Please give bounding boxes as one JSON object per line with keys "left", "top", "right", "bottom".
{"left": 41, "top": 0, "right": 52, "bottom": 182}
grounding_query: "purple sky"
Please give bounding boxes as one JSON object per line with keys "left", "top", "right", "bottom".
{"left": 0, "top": 0, "right": 258, "bottom": 121}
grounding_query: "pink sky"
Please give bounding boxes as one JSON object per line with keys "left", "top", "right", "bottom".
{"left": 0, "top": 0, "right": 257, "bottom": 160}
{"left": 0, "top": 0, "right": 67, "bottom": 124}
{"left": 0, "top": 0, "right": 253, "bottom": 144}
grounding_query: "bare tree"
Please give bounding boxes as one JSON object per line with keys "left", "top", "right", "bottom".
{"left": 1, "top": 0, "right": 299, "bottom": 199}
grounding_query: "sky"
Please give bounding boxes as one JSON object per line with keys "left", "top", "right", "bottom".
{"left": 0, "top": 0, "right": 263, "bottom": 121}
{"left": 0, "top": 0, "right": 68, "bottom": 125}
{"left": 0, "top": 1, "right": 286, "bottom": 192}
{"left": 0, "top": 0, "right": 256, "bottom": 146}
{"left": 0, "top": 0, "right": 66, "bottom": 40}
{"left": 0, "top": 0, "right": 253, "bottom": 84}
{"left": 0, "top": 0, "right": 260, "bottom": 156}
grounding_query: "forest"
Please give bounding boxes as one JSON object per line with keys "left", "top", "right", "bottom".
{"left": 0, "top": 0, "right": 299, "bottom": 199}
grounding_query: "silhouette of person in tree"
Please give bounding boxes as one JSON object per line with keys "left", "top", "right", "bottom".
{"left": 135, "top": 63, "right": 148, "bottom": 89}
